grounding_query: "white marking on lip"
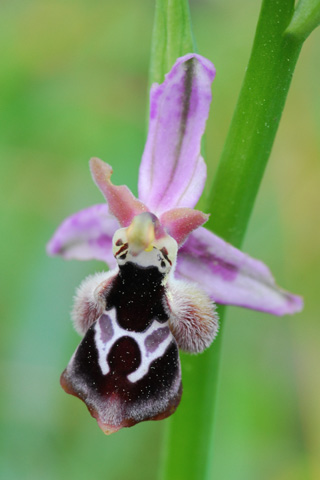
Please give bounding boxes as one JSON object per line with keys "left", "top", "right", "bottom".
{"left": 94, "top": 308, "right": 174, "bottom": 381}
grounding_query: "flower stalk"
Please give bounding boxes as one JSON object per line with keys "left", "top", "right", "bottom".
{"left": 206, "top": 0, "right": 302, "bottom": 246}
{"left": 286, "top": 0, "right": 320, "bottom": 42}
{"left": 149, "top": 0, "right": 195, "bottom": 85}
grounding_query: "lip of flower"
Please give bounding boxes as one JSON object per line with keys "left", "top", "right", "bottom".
{"left": 47, "top": 53, "right": 303, "bottom": 317}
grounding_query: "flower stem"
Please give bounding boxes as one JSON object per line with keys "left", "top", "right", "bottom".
{"left": 149, "top": 0, "right": 195, "bottom": 85}
{"left": 158, "top": 0, "right": 314, "bottom": 479}
{"left": 286, "top": 0, "right": 320, "bottom": 42}
{"left": 160, "top": 307, "right": 226, "bottom": 480}
{"left": 206, "top": 0, "right": 302, "bottom": 246}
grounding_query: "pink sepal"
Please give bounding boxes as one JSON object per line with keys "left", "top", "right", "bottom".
{"left": 161, "top": 208, "right": 209, "bottom": 246}
{"left": 90, "top": 158, "right": 148, "bottom": 227}
{"left": 138, "top": 54, "right": 215, "bottom": 213}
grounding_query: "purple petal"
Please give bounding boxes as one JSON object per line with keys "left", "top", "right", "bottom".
{"left": 46, "top": 204, "right": 118, "bottom": 267}
{"left": 138, "top": 54, "right": 215, "bottom": 214}
{"left": 176, "top": 227, "right": 303, "bottom": 316}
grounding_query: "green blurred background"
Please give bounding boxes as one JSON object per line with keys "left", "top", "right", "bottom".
{"left": 0, "top": 1, "right": 319, "bottom": 479}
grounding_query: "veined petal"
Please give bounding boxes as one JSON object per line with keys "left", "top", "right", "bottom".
{"left": 138, "top": 54, "right": 215, "bottom": 213}
{"left": 160, "top": 207, "right": 209, "bottom": 246}
{"left": 46, "top": 204, "right": 118, "bottom": 267}
{"left": 90, "top": 158, "right": 148, "bottom": 226}
{"left": 176, "top": 227, "right": 303, "bottom": 316}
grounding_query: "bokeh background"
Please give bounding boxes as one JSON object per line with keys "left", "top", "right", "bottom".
{"left": 1, "top": 1, "right": 319, "bottom": 479}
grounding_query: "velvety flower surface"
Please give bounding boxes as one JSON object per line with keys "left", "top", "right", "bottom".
{"left": 48, "top": 53, "right": 303, "bottom": 316}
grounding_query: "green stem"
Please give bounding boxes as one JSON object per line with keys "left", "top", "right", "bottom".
{"left": 286, "top": 0, "right": 320, "bottom": 42}
{"left": 161, "top": 308, "right": 226, "bottom": 480}
{"left": 149, "top": 0, "right": 195, "bottom": 85}
{"left": 160, "top": 0, "right": 310, "bottom": 479}
{"left": 206, "top": 0, "right": 302, "bottom": 246}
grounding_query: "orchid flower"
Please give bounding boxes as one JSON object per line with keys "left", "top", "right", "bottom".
{"left": 47, "top": 54, "right": 302, "bottom": 434}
